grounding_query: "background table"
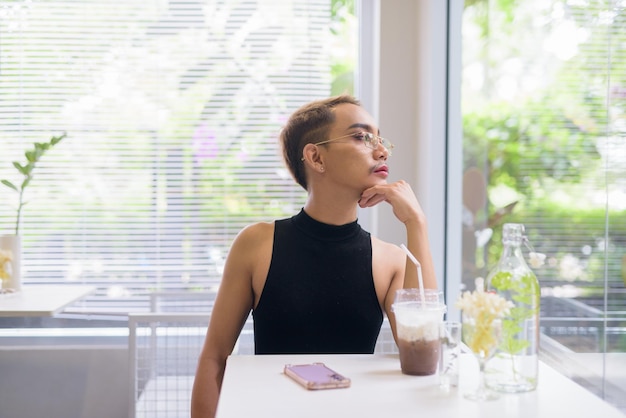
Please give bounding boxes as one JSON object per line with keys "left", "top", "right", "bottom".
{"left": 216, "top": 353, "right": 626, "bottom": 418}
{"left": 0, "top": 285, "right": 95, "bottom": 317}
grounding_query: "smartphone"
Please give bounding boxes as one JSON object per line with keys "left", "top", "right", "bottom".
{"left": 284, "top": 362, "right": 351, "bottom": 390}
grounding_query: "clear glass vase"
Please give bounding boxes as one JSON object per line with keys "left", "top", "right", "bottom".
{"left": 485, "top": 223, "right": 540, "bottom": 393}
{"left": 462, "top": 313, "right": 502, "bottom": 401}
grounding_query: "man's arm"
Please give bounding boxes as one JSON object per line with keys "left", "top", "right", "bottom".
{"left": 359, "top": 179, "right": 437, "bottom": 290}
{"left": 360, "top": 180, "right": 438, "bottom": 345}
{"left": 191, "top": 351, "right": 226, "bottom": 418}
{"left": 191, "top": 226, "right": 259, "bottom": 418}
{"left": 402, "top": 214, "right": 436, "bottom": 290}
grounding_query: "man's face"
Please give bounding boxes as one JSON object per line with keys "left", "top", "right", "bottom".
{"left": 316, "top": 103, "right": 390, "bottom": 195}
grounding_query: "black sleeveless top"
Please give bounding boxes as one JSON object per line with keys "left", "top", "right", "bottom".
{"left": 252, "top": 209, "right": 383, "bottom": 354}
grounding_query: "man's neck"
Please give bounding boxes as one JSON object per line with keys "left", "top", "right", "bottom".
{"left": 303, "top": 192, "right": 359, "bottom": 226}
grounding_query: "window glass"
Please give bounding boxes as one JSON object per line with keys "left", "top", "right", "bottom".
{"left": 0, "top": 0, "right": 357, "bottom": 314}
{"left": 460, "top": 0, "right": 625, "bottom": 409}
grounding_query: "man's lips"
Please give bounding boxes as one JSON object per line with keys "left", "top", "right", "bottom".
{"left": 373, "top": 164, "right": 389, "bottom": 174}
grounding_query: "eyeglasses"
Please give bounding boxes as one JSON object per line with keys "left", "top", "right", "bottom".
{"left": 313, "top": 131, "right": 394, "bottom": 155}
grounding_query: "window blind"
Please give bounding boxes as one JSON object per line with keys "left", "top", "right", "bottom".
{"left": 0, "top": 0, "right": 338, "bottom": 314}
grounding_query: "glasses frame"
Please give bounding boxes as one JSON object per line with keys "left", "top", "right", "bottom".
{"left": 313, "top": 131, "right": 394, "bottom": 155}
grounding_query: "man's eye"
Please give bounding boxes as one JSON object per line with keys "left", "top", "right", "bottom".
{"left": 353, "top": 132, "right": 370, "bottom": 141}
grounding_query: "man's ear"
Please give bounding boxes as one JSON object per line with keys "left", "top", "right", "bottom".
{"left": 302, "top": 143, "right": 321, "bottom": 165}
{"left": 302, "top": 143, "right": 325, "bottom": 173}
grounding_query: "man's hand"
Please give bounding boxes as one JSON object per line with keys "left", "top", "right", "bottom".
{"left": 358, "top": 180, "right": 425, "bottom": 225}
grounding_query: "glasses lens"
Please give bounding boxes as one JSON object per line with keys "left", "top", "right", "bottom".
{"left": 359, "top": 132, "right": 393, "bottom": 155}
{"left": 362, "top": 133, "right": 375, "bottom": 149}
{"left": 379, "top": 137, "right": 393, "bottom": 155}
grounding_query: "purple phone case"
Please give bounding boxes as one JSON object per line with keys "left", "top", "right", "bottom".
{"left": 284, "top": 362, "right": 351, "bottom": 390}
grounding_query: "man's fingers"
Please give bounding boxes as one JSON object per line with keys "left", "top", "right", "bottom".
{"left": 359, "top": 193, "right": 386, "bottom": 207}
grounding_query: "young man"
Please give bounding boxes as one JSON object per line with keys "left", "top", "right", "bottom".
{"left": 191, "top": 95, "right": 437, "bottom": 418}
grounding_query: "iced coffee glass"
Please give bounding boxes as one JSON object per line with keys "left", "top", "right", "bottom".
{"left": 392, "top": 289, "right": 446, "bottom": 376}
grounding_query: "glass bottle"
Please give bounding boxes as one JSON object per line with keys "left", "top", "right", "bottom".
{"left": 484, "top": 223, "right": 540, "bottom": 393}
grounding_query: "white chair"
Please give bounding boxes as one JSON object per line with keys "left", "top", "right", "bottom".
{"left": 128, "top": 312, "right": 210, "bottom": 418}
{"left": 128, "top": 288, "right": 255, "bottom": 418}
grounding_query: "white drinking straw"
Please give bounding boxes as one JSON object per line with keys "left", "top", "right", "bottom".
{"left": 400, "top": 244, "right": 426, "bottom": 308}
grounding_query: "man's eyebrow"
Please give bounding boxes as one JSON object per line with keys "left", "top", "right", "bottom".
{"left": 346, "top": 123, "right": 380, "bottom": 135}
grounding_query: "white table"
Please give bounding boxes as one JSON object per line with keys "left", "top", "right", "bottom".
{"left": 0, "top": 285, "right": 95, "bottom": 317}
{"left": 216, "top": 353, "right": 626, "bottom": 418}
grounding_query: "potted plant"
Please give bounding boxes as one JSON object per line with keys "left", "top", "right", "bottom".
{"left": 0, "top": 133, "right": 66, "bottom": 291}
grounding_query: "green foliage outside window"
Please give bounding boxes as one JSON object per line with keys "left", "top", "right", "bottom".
{"left": 462, "top": 0, "right": 625, "bottom": 290}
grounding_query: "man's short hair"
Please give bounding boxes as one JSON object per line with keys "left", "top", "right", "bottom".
{"left": 280, "top": 94, "right": 360, "bottom": 190}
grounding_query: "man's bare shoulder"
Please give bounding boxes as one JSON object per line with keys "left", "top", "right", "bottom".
{"left": 371, "top": 236, "right": 404, "bottom": 262}
{"left": 234, "top": 221, "right": 275, "bottom": 247}
{"left": 238, "top": 220, "right": 274, "bottom": 237}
